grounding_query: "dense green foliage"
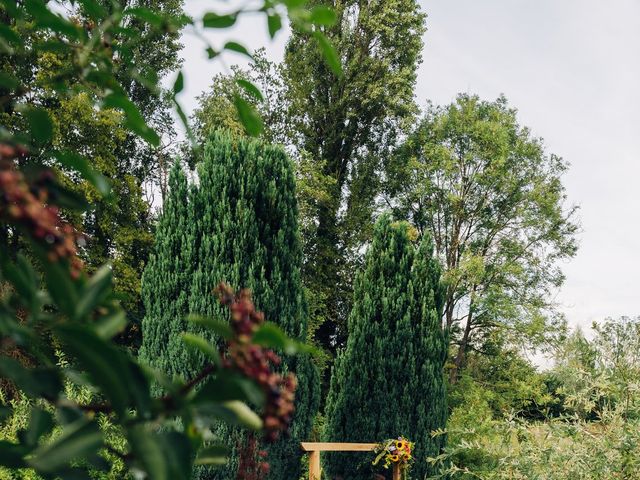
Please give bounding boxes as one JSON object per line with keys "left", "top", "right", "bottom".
{"left": 324, "top": 216, "right": 447, "bottom": 479}
{"left": 195, "top": 0, "right": 428, "bottom": 362}
{"left": 284, "top": 0, "right": 427, "bottom": 353}
{"left": 0, "top": 0, "right": 338, "bottom": 477}
{"left": 387, "top": 94, "right": 579, "bottom": 381}
{"left": 138, "top": 164, "right": 194, "bottom": 386}
{"left": 0, "top": 0, "right": 185, "bottom": 348}
{"left": 192, "top": 55, "right": 336, "bottom": 376}
{"left": 431, "top": 316, "right": 640, "bottom": 479}
{"left": 141, "top": 132, "right": 319, "bottom": 479}
{"left": 3, "top": 0, "right": 620, "bottom": 477}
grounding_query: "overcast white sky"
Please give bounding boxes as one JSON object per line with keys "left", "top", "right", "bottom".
{"left": 176, "top": 0, "right": 640, "bottom": 331}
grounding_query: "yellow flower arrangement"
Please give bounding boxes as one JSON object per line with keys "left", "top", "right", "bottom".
{"left": 372, "top": 436, "right": 414, "bottom": 479}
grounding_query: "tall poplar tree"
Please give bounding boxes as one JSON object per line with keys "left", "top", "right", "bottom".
{"left": 324, "top": 215, "right": 447, "bottom": 480}
{"left": 140, "top": 132, "right": 319, "bottom": 479}
{"left": 284, "top": 0, "right": 427, "bottom": 351}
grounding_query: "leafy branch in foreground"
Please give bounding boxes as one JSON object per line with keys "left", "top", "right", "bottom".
{"left": 0, "top": 0, "right": 339, "bottom": 477}
{"left": 0, "top": 144, "right": 311, "bottom": 478}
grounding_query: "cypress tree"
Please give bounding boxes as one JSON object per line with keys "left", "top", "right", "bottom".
{"left": 324, "top": 215, "right": 447, "bottom": 479}
{"left": 139, "top": 163, "right": 196, "bottom": 389}
{"left": 140, "top": 131, "right": 319, "bottom": 479}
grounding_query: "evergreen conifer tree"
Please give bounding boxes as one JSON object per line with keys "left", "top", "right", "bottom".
{"left": 324, "top": 215, "right": 447, "bottom": 479}
{"left": 141, "top": 132, "right": 319, "bottom": 479}
{"left": 139, "top": 163, "right": 196, "bottom": 387}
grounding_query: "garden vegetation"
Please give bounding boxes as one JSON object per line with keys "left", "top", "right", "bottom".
{"left": 0, "top": 0, "right": 634, "bottom": 479}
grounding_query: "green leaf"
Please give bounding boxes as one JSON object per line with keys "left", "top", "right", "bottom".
{"left": 194, "top": 370, "right": 265, "bottom": 408}
{"left": 310, "top": 6, "right": 337, "bottom": 26}
{"left": 202, "top": 12, "right": 236, "bottom": 28}
{"left": 37, "top": 248, "right": 79, "bottom": 317}
{"left": 93, "top": 310, "right": 127, "bottom": 339}
{"left": 27, "top": 419, "right": 102, "bottom": 473}
{"left": 75, "top": 265, "right": 112, "bottom": 320}
{"left": 53, "top": 150, "right": 111, "bottom": 197}
{"left": 127, "top": 428, "right": 192, "bottom": 480}
{"left": 123, "top": 7, "right": 163, "bottom": 27}
{"left": 38, "top": 180, "right": 89, "bottom": 211}
{"left": 253, "top": 322, "right": 314, "bottom": 355}
{"left": 283, "top": 0, "right": 306, "bottom": 8}
{"left": 103, "top": 93, "right": 160, "bottom": 146}
{"left": 313, "top": 31, "right": 342, "bottom": 76}
{"left": 0, "top": 406, "right": 12, "bottom": 423}
{"left": 217, "top": 401, "right": 262, "bottom": 430}
{"left": 76, "top": 0, "right": 107, "bottom": 21}
{"left": 267, "top": 14, "right": 282, "bottom": 38}
{"left": 55, "top": 406, "right": 83, "bottom": 426}
{"left": 194, "top": 445, "right": 229, "bottom": 465}
{"left": 233, "top": 94, "right": 263, "bottom": 136}
{"left": 224, "top": 41, "right": 252, "bottom": 58}
{"left": 186, "top": 315, "right": 233, "bottom": 340}
{"left": 206, "top": 47, "right": 218, "bottom": 59}
{"left": 24, "top": 0, "right": 81, "bottom": 39}
{"left": 0, "top": 441, "right": 28, "bottom": 469}
{"left": 24, "top": 107, "right": 53, "bottom": 145}
{"left": 54, "top": 324, "right": 132, "bottom": 417}
{"left": 182, "top": 333, "right": 221, "bottom": 367}
{"left": 172, "top": 98, "right": 192, "bottom": 142}
{"left": 0, "top": 24, "right": 22, "bottom": 47}
{"left": 0, "top": 71, "right": 19, "bottom": 90}
{"left": 0, "top": 253, "right": 38, "bottom": 306}
{"left": 18, "top": 407, "right": 54, "bottom": 448}
{"left": 0, "top": 358, "right": 62, "bottom": 400}
{"left": 236, "top": 79, "right": 263, "bottom": 101}
{"left": 0, "top": 0, "right": 21, "bottom": 19}
{"left": 173, "top": 71, "right": 184, "bottom": 94}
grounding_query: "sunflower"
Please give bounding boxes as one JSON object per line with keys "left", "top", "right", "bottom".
{"left": 389, "top": 454, "right": 399, "bottom": 462}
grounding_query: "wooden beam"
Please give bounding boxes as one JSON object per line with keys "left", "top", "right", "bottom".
{"left": 301, "top": 442, "right": 378, "bottom": 452}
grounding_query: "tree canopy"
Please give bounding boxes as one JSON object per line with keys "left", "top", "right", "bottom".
{"left": 387, "top": 94, "right": 579, "bottom": 381}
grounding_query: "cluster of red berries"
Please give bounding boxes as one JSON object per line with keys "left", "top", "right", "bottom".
{"left": 215, "top": 283, "right": 297, "bottom": 443}
{"left": 0, "top": 144, "right": 83, "bottom": 278}
{"left": 235, "top": 433, "right": 270, "bottom": 480}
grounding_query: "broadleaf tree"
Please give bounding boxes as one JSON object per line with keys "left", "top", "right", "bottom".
{"left": 0, "top": 0, "right": 185, "bottom": 348}
{"left": 386, "top": 94, "right": 579, "bottom": 382}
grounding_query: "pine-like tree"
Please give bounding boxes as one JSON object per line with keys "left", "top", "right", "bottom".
{"left": 140, "top": 132, "right": 319, "bottom": 479}
{"left": 139, "top": 163, "right": 196, "bottom": 389}
{"left": 324, "top": 215, "right": 447, "bottom": 479}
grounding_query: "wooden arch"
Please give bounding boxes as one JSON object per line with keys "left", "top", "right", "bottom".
{"left": 301, "top": 442, "right": 401, "bottom": 480}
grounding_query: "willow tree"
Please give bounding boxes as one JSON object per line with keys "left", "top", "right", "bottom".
{"left": 324, "top": 216, "right": 447, "bottom": 480}
{"left": 140, "top": 132, "right": 319, "bottom": 479}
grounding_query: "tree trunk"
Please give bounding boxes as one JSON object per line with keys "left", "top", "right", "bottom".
{"left": 449, "top": 297, "right": 475, "bottom": 384}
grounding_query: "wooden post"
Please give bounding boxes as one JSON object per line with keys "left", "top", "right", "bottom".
{"left": 392, "top": 463, "right": 401, "bottom": 480}
{"left": 308, "top": 450, "right": 321, "bottom": 480}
